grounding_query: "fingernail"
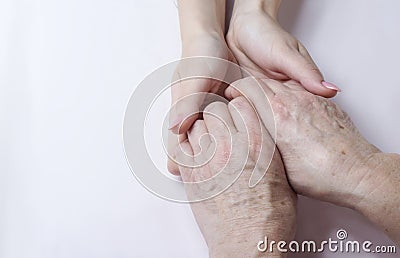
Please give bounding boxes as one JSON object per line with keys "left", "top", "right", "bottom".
{"left": 322, "top": 81, "right": 342, "bottom": 92}
{"left": 168, "top": 115, "right": 183, "bottom": 130}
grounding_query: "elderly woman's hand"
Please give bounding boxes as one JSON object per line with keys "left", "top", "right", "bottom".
{"left": 175, "top": 98, "right": 297, "bottom": 257}
{"left": 227, "top": 78, "right": 400, "bottom": 244}
{"left": 226, "top": 78, "right": 383, "bottom": 208}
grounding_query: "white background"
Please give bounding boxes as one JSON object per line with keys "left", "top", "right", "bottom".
{"left": 1, "top": 0, "right": 399, "bottom": 257}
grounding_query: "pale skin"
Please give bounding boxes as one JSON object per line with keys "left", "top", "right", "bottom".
{"left": 168, "top": 0, "right": 340, "bottom": 174}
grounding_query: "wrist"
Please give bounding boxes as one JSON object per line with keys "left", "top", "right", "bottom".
{"left": 178, "top": 0, "right": 226, "bottom": 44}
{"left": 233, "top": 0, "right": 281, "bottom": 20}
{"left": 326, "top": 151, "right": 379, "bottom": 210}
{"left": 347, "top": 153, "right": 400, "bottom": 243}
{"left": 336, "top": 151, "right": 397, "bottom": 212}
{"left": 351, "top": 153, "right": 399, "bottom": 213}
{"left": 180, "top": 28, "right": 224, "bottom": 47}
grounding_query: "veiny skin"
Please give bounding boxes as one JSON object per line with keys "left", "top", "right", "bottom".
{"left": 226, "top": 78, "right": 400, "bottom": 244}
{"left": 175, "top": 98, "right": 297, "bottom": 258}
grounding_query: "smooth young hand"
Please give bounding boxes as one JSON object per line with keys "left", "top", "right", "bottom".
{"left": 227, "top": 1, "right": 340, "bottom": 97}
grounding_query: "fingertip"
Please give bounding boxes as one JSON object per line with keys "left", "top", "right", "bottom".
{"left": 178, "top": 114, "right": 199, "bottom": 134}
{"left": 282, "top": 50, "right": 340, "bottom": 97}
{"left": 169, "top": 113, "right": 199, "bottom": 134}
{"left": 224, "top": 87, "right": 233, "bottom": 100}
{"left": 321, "top": 81, "right": 341, "bottom": 93}
{"left": 167, "top": 159, "right": 181, "bottom": 176}
{"left": 301, "top": 79, "right": 340, "bottom": 98}
{"left": 168, "top": 114, "right": 183, "bottom": 130}
{"left": 173, "top": 140, "right": 194, "bottom": 182}
{"left": 224, "top": 82, "right": 246, "bottom": 100}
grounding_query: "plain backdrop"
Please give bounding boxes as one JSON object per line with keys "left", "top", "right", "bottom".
{"left": 1, "top": 0, "right": 399, "bottom": 257}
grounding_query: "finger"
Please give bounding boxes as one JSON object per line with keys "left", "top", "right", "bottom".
{"left": 228, "top": 96, "right": 262, "bottom": 136}
{"left": 224, "top": 85, "right": 240, "bottom": 100}
{"left": 225, "top": 77, "right": 275, "bottom": 100}
{"left": 297, "top": 43, "right": 342, "bottom": 95}
{"left": 167, "top": 132, "right": 187, "bottom": 175}
{"left": 187, "top": 120, "right": 211, "bottom": 156}
{"left": 228, "top": 96, "right": 276, "bottom": 187}
{"left": 226, "top": 78, "right": 276, "bottom": 139}
{"left": 281, "top": 45, "right": 339, "bottom": 98}
{"left": 170, "top": 54, "right": 231, "bottom": 135}
{"left": 203, "top": 101, "right": 237, "bottom": 138}
{"left": 174, "top": 139, "right": 194, "bottom": 182}
{"left": 169, "top": 78, "right": 214, "bottom": 134}
{"left": 259, "top": 78, "right": 304, "bottom": 94}
{"left": 282, "top": 80, "right": 305, "bottom": 91}
{"left": 228, "top": 96, "right": 274, "bottom": 153}
{"left": 258, "top": 78, "right": 288, "bottom": 94}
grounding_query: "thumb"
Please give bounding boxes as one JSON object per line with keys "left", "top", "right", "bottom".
{"left": 281, "top": 47, "right": 340, "bottom": 98}
{"left": 169, "top": 78, "right": 212, "bottom": 134}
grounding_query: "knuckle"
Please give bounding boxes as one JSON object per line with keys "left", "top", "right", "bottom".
{"left": 214, "top": 140, "right": 232, "bottom": 165}
{"left": 204, "top": 101, "right": 227, "bottom": 114}
{"left": 271, "top": 93, "right": 291, "bottom": 119}
{"left": 249, "top": 140, "right": 263, "bottom": 157}
{"left": 189, "top": 120, "right": 205, "bottom": 134}
{"left": 230, "top": 96, "right": 249, "bottom": 110}
{"left": 167, "top": 160, "right": 180, "bottom": 175}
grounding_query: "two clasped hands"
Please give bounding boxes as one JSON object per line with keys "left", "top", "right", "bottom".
{"left": 167, "top": 1, "right": 400, "bottom": 257}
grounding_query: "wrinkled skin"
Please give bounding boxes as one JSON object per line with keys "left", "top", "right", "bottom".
{"left": 226, "top": 78, "right": 381, "bottom": 208}
{"left": 175, "top": 98, "right": 297, "bottom": 257}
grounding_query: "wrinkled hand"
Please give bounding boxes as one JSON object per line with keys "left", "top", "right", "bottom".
{"left": 227, "top": 7, "right": 340, "bottom": 97}
{"left": 227, "top": 78, "right": 380, "bottom": 208}
{"left": 175, "top": 98, "right": 297, "bottom": 257}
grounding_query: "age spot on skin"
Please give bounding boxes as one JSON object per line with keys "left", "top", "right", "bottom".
{"left": 341, "top": 150, "right": 346, "bottom": 155}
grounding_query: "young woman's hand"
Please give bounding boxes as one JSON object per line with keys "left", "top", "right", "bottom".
{"left": 227, "top": 1, "right": 340, "bottom": 97}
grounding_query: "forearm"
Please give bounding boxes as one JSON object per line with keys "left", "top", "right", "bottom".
{"left": 177, "top": 0, "right": 226, "bottom": 43}
{"left": 233, "top": 0, "right": 281, "bottom": 19}
{"left": 352, "top": 153, "right": 400, "bottom": 244}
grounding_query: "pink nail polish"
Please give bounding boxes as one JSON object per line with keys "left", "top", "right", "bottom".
{"left": 322, "top": 81, "right": 342, "bottom": 92}
{"left": 168, "top": 115, "right": 183, "bottom": 130}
